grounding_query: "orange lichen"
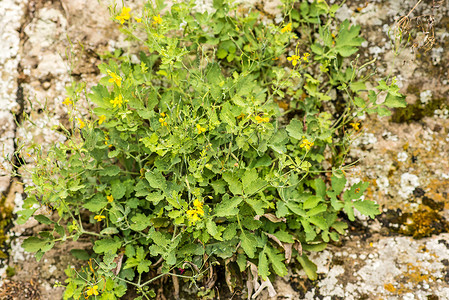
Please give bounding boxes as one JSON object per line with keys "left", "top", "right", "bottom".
{"left": 399, "top": 206, "right": 449, "bottom": 239}
{"left": 384, "top": 283, "right": 396, "bottom": 293}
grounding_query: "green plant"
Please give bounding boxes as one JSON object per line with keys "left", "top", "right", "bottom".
{"left": 16, "top": 0, "right": 405, "bottom": 299}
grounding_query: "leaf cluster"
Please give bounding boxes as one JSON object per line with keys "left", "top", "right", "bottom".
{"left": 17, "top": 0, "right": 404, "bottom": 299}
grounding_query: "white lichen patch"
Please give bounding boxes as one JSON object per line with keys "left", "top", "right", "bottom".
{"left": 23, "top": 8, "right": 67, "bottom": 54}
{"left": 398, "top": 173, "right": 420, "bottom": 199}
{"left": 304, "top": 235, "right": 449, "bottom": 299}
{"left": 352, "top": 132, "right": 378, "bottom": 147}
{"left": 420, "top": 90, "right": 432, "bottom": 104}
{"left": 0, "top": 0, "right": 25, "bottom": 193}
{"left": 397, "top": 151, "right": 408, "bottom": 162}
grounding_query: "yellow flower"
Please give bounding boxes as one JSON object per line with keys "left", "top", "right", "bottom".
{"left": 98, "top": 115, "right": 106, "bottom": 125}
{"left": 116, "top": 7, "right": 131, "bottom": 24}
{"left": 86, "top": 285, "right": 99, "bottom": 296}
{"left": 281, "top": 22, "right": 292, "bottom": 33}
{"left": 78, "top": 118, "right": 85, "bottom": 129}
{"left": 94, "top": 215, "right": 106, "bottom": 222}
{"left": 300, "top": 138, "right": 314, "bottom": 151}
{"left": 110, "top": 95, "right": 124, "bottom": 108}
{"left": 134, "top": 16, "right": 142, "bottom": 23}
{"left": 160, "top": 112, "right": 166, "bottom": 117}
{"left": 193, "top": 199, "right": 203, "bottom": 209}
{"left": 159, "top": 117, "right": 168, "bottom": 126}
{"left": 186, "top": 210, "right": 200, "bottom": 223}
{"left": 302, "top": 52, "right": 310, "bottom": 62}
{"left": 255, "top": 115, "right": 269, "bottom": 123}
{"left": 107, "top": 70, "right": 122, "bottom": 87}
{"left": 287, "top": 55, "right": 300, "bottom": 66}
{"left": 63, "top": 97, "right": 72, "bottom": 106}
{"left": 196, "top": 124, "right": 206, "bottom": 134}
{"left": 107, "top": 195, "right": 114, "bottom": 203}
{"left": 104, "top": 136, "right": 112, "bottom": 148}
{"left": 350, "top": 122, "right": 360, "bottom": 131}
{"left": 196, "top": 207, "right": 204, "bottom": 216}
{"left": 153, "top": 14, "right": 162, "bottom": 25}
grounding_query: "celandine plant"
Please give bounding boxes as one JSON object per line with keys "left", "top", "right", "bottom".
{"left": 17, "top": 0, "right": 405, "bottom": 299}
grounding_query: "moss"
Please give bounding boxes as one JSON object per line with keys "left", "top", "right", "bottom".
{"left": 0, "top": 193, "right": 14, "bottom": 260}
{"left": 398, "top": 207, "right": 449, "bottom": 239}
{"left": 391, "top": 97, "right": 447, "bottom": 123}
{"left": 5, "top": 266, "right": 16, "bottom": 277}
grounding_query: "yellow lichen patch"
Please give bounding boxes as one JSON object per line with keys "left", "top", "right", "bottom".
{"left": 425, "top": 178, "right": 449, "bottom": 207}
{"left": 394, "top": 262, "right": 437, "bottom": 295}
{"left": 398, "top": 206, "right": 449, "bottom": 239}
{"left": 383, "top": 283, "right": 396, "bottom": 293}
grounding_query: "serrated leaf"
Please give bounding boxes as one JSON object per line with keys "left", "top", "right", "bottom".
{"left": 265, "top": 246, "right": 288, "bottom": 277}
{"left": 345, "top": 181, "right": 370, "bottom": 201}
{"left": 245, "top": 197, "right": 266, "bottom": 215}
{"left": 137, "top": 260, "right": 152, "bottom": 274}
{"left": 145, "top": 192, "right": 164, "bottom": 205}
{"left": 353, "top": 200, "right": 380, "bottom": 218}
{"left": 237, "top": 253, "right": 247, "bottom": 272}
{"left": 377, "top": 106, "right": 392, "bottom": 117}
{"left": 206, "top": 219, "right": 223, "bottom": 241}
{"left": 353, "top": 96, "right": 365, "bottom": 107}
{"left": 308, "top": 215, "right": 328, "bottom": 230}
{"left": 214, "top": 196, "right": 242, "bottom": 217}
{"left": 311, "top": 43, "right": 324, "bottom": 55}
{"left": 302, "top": 243, "right": 327, "bottom": 252}
{"left": 335, "top": 20, "right": 364, "bottom": 57}
{"left": 240, "top": 230, "right": 257, "bottom": 258}
{"left": 217, "top": 48, "right": 228, "bottom": 59}
{"left": 93, "top": 237, "right": 122, "bottom": 254}
{"left": 332, "top": 221, "right": 348, "bottom": 234}
{"left": 148, "top": 229, "right": 170, "bottom": 248}
{"left": 70, "top": 249, "right": 90, "bottom": 260}
{"left": 285, "top": 201, "right": 306, "bottom": 217}
{"left": 241, "top": 218, "right": 262, "bottom": 231}
{"left": 83, "top": 195, "right": 108, "bottom": 212}
{"left": 383, "top": 93, "right": 407, "bottom": 108}
{"left": 258, "top": 250, "right": 270, "bottom": 280}
{"left": 22, "top": 237, "right": 48, "bottom": 253}
{"left": 349, "top": 81, "right": 366, "bottom": 93}
{"left": 331, "top": 175, "right": 346, "bottom": 194}
{"left": 111, "top": 180, "right": 127, "bottom": 200}
{"left": 88, "top": 84, "right": 110, "bottom": 108}
{"left": 223, "top": 172, "right": 243, "bottom": 195}
{"left": 314, "top": 178, "right": 326, "bottom": 199}
{"left": 297, "top": 254, "right": 317, "bottom": 280}
{"left": 145, "top": 171, "right": 167, "bottom": 191}
{"left": 178, "top": 243, "right": 205, "bottom": 256}
{"left": 130, "top": 213, "right": 151, "bottom": 231}
{"left": 303, "top": 195, "right": 322, "bottom": 210}
{"left": 34, "top": 215, "right": 53, "bottom": 225}
{"left": 223, "top": 223, "right": 238, "bottom": 240}
{"left": 286, "top": 119, "right": 304, "bottom": 140}
{"left": 273, "top": 230, "right": 294, "bottom": 243}
{"left": 242, "top": 169, "right": 266, "bottom": 195}
{"left": 344, "top": 200, "right": 355, "bottom": 221}
{"left": 55, "top": 224, "right": 65, "bottom": 237}
{"left": 99, "top": 165, "right": 121, "bottom": 177}
{"left": 306, "top": 203, "right": 327, "bottom": 217}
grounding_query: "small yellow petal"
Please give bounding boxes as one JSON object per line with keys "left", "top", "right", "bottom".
{"left": 98, "top": 115, "right": 106, "bottom": 125}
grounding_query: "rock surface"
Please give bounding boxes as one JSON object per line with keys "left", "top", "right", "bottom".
{"left": 0, "top": 0, "right": 448, "bottom": 299}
